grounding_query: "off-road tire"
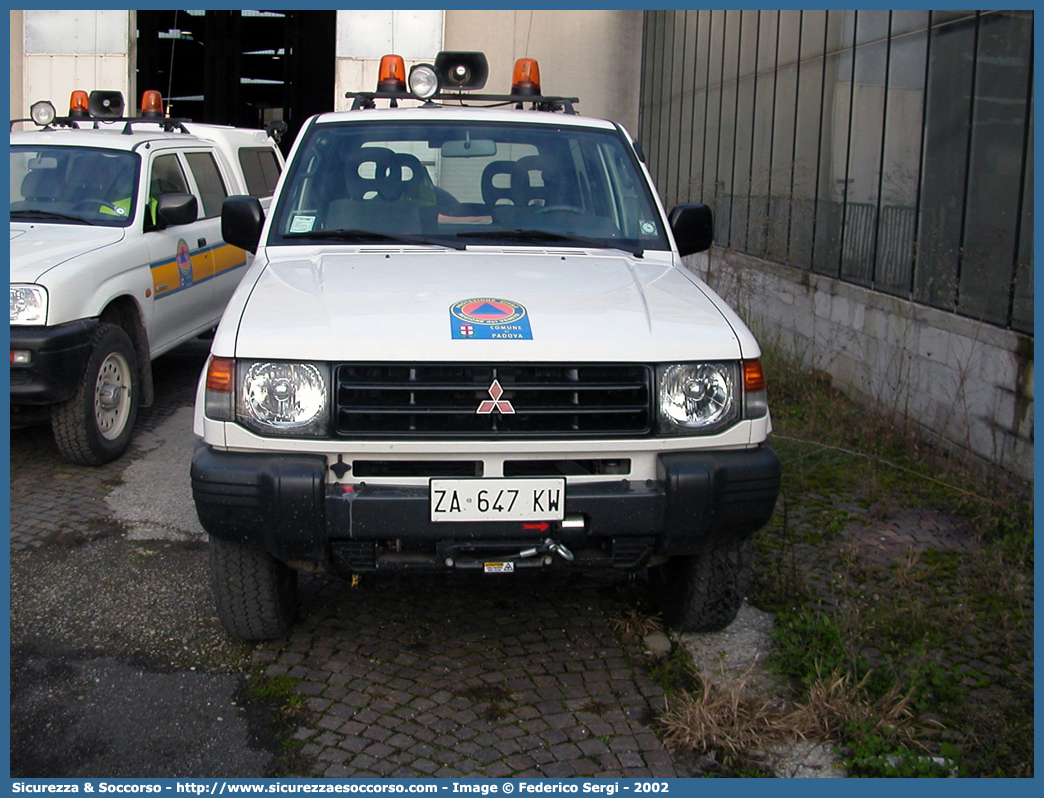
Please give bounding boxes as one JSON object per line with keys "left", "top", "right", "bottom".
{"left": 650, "top": 536, "right": 754, "bottom": 632}
{"left": 209, "top": 537, "right": 298, "bottom": 641}
{"left": 52, "top": 323, "right": 138, "bottom": 465}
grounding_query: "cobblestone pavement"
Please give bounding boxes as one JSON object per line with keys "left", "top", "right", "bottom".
{"left": 9, "top": 338, "right": 1031, "bottom": 777}
{"left": 257, "top": 573, "right": 684, "bottom": 778}
{"left": 9, "top": 338, "right": 208, "bottom": 552}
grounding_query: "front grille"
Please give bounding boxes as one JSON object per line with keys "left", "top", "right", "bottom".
{"left": 334, "top": 363, "right": 652, "bottom": 437}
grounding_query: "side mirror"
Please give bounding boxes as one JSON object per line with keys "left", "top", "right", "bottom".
{"left": 668, "top": 203, "right": 714, "bottom": 257}
{"left": 222, "top": 195, "right": 264, "bottom": 254}
{"left": 154, "top": 193, "right": 198, "bottom": 228}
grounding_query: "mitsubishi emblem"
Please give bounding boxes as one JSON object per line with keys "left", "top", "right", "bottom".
{"left": 476, "top": 379, "right": 515, "bottom": 414}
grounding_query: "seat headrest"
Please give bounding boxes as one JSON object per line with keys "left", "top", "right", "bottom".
{"left": 480, "top": 160, "right": 530, "bottom": 206}
{"left": 516, "top": 154, "right": 561, "bottom": 206}
{"left": 21, "top": 168, "right": 63, "bottom": 201}
{"left": 344, "top": 147, "right": 403, "bottom": 200}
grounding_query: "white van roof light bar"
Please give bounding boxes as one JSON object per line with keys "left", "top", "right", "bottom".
{"left": 346, "top": 52, "right": 579, "bottom": 115}
{"left": 11, "top": 90, "right": 194, "bottom": 133}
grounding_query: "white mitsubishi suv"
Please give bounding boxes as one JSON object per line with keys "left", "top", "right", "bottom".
{"left": 191, "top": 52, "right": 781, "bottom": 640}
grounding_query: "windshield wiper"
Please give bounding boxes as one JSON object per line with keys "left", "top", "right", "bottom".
{"left": 284, "top": 228, "right": 466, "bottom": 251}
{"left": 10, "top": 209, "right": 90, "bottom": 225}
{"left": 457, "top": 228, "right": 644, "bottom": 258}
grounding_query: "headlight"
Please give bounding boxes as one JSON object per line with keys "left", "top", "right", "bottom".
{"left": 236, "top": 361, "right": 329, "bottom": 436}
{"left": 11, "top": 285, "right": 48, "bottom": 325}
{"left": 657, "top": 363, "right": 738, "bottom": 434}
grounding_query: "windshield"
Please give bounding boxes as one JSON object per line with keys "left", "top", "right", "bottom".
{"left": 10, "top": 145, "right": 140, "bottom": 227}
{"left": 268, "top": 120, "right": 669, "bottom": 253}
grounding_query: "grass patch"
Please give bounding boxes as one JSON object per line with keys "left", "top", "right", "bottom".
{"left": 754, "top": 345, "right": 1033, "bottom": 777}
{"left": 653, "top": 343, "right": 1033, "bottom": 777}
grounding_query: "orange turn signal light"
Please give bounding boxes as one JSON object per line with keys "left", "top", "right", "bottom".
{"left": 511, "top": 58, "right": 541, "bottom": 96}
{"left": 743, "top": 359, "right": 766, "bottom": 393}
{"left": 69, "top": 90, "right": 90, "bottom": 118}
{"left": 140, "top": 89, "right": 165, "bottom": 119}
{"left": 206, "top": 356, "right": 235, "bottom": 394}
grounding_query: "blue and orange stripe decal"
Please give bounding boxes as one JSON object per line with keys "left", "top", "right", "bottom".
{"left": 150, "top": 239, "right": 248, "bottom": 298}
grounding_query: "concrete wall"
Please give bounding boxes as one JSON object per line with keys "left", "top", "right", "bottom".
{"left": 686, "top": 250, "right": 1034, "bottom": 483}
{"left": 334, "top": 10, "right": 445, "bottom": 112}
{"left": 18, "top": 10, "right": 132, "bottom": 125}
{"left": 444, "top": 10, "right": 643, "bottom": 134}
{"left": 332, "top": 10, "right": 642, "bottom": 133}
{"left": 10, "top": 11, "right": 24, "bottom": 121}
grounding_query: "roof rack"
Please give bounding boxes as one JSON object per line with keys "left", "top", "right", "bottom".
{"left": 345, "top": 90, "right": 579, "bottom": 115}
{"left": 11, "top": 90, "right": 196, "bottom": 133}
{"left": 345, "top": 52, "right": 581, "bottom": 115}
{"left": 10, "top": 116, "right": 192, "bottom": 134}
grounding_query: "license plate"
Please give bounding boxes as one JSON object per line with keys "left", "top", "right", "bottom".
{"left": 430, "top": 478, "right": 565, "bottom": 522}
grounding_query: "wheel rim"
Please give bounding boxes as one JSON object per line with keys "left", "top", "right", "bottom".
{"left": 94, "top": 351, "right": 133, "bottom": 440}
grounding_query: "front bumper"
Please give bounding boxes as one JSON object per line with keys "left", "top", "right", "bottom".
{"left": 10, "top": 320, "right": 98, "bottom": 404}
{"left": 191, "top": 442, "right": 781, "bottom": 574}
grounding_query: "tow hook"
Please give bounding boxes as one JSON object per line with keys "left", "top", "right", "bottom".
{"left": 519, "top": 538, "right": 574, "bottom": 562}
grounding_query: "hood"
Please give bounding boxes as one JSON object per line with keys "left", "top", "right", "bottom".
{"left": 10, "top": 224, "right": 125, "bottom": 283}
{"left": 230, "top": 248, "right": 744, "bottom": 363}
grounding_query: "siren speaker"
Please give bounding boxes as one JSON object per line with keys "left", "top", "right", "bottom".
{"left": 434, "top": 51, "right": 489, "bottom": 91}
{"left": 88, "top": 91, "right": 125, "bottom": 119}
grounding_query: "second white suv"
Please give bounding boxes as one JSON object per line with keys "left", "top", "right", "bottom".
{"left": 10, "top": 90, "right": 285, "bottom": 464}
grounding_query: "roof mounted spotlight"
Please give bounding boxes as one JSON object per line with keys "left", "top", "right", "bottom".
{"left": 434, "top": 51, "right": 489, "bottom": 91}
{"left": 29, "top": 100, "right": 56, "bottom": 127}
{"left": 68, "top": 91, "right": 91, "bottom": 119}
{"left": 88, "top": 90, "right": 125, "bottom": 119}
{"left": 408, "top": 63, "right": 440, "bottom": 100}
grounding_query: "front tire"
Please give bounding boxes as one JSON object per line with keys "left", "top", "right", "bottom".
{"left": 650, "top": 536, "right": 754, "bottom": 632}
{"left": 209, "top": 537, "right": 298, "bottom": 641}
{"left": 52, "top": 323, "right": 139, "bottom": 465}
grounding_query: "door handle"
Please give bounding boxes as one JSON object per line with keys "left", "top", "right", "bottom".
{"left": 198, "top": 238, "right": 207, "bottom": 248}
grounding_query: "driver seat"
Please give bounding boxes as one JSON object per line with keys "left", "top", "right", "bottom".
{"left": 326, "top": 148, "right": 423, "bottom": 234}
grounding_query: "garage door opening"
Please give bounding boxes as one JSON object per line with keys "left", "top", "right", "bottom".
{"left": 135, "top": 10, "right": 335, "bottom": 150}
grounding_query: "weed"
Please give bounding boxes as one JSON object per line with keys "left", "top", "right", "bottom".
{"left": 841, "top": 726, "right": 960, "bottom": 778}
{"left": 453, "top": 684, "right": 514, "bottom": 722}
{"left": 768, "top": 608, "right": 851, "bottom": 692}
{"left": 611, "top": 607, "right": 663, "bottom": 639}
{"left": 647, "top": 646, "right": 699, "bottom": 695}
{"left": 659, "top": 666, "right": 794, "bottom": 760}
{"left": 453, "top": 684, "right": 513, "bottom": 703}
{"left": 246, "top": 670, "right": 312, "bottom": 776}
{"left": 789, "top": 667, "right": 917, "bottom": 741}
{"left": 581, "top": 700, "right": 616, "bottom": 715}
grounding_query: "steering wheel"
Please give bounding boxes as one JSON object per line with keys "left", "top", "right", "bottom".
{"left": 535, "top": 205, "right": 584, "bottom": 215}
{"left": 73, "top": 199, "right": 123, "bottom": 214}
